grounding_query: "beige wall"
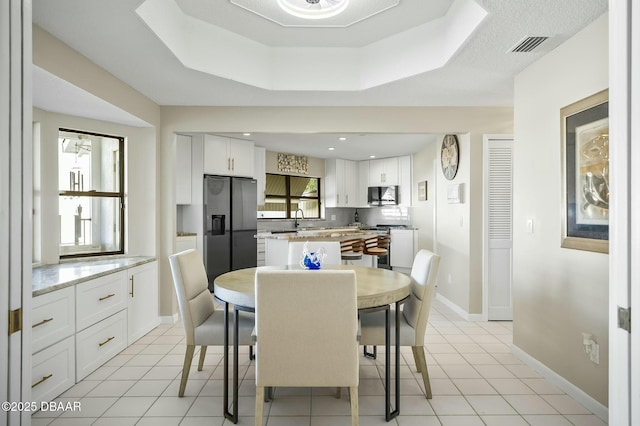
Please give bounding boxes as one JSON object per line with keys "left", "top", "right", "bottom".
{"left": 411, "top": 141, "right": 437, "bottom": 251}
{"left": 513, "top": 14, "right": 609, "bottom": 406}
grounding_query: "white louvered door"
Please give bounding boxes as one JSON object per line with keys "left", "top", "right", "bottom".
{"left": 483, "top": 137, "right": 513, "bottom": 320}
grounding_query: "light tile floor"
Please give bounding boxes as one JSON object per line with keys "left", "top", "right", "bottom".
{"left": 31, "top": 300, "right": 607, "bottom": 425}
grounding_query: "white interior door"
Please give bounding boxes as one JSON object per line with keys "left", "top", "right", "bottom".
{"left": 483, "top": 136, "right": 513, "bottom": 321}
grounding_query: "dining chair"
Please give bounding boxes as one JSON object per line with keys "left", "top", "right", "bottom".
{"left": 254, "top": 269, "right": 360, "bottom": 426}
{"left": 363, "top": 235, "right": 391, "bottom": 266}
{"left": 359, "top": 249, "right": 440, "bottom": 398}
{"left": 168, "top": 249, "right": 255, "bottom": 397}
{"left": 287, "top": 241, "right": 342, "bottom": 265}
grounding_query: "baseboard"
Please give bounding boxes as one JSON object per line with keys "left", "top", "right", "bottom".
{"left": 511, "top": 345, "right": 608, "bottom": 422}
{"left": 160, "top": 313, "right": 179, "bottom": 324}
{"left": 435, "top": 293, "right": 482, "bottom": 322}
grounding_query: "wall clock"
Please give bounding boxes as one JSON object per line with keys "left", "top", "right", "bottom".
{"left": 441, "top": 134, "right": 459, "bottom": 180}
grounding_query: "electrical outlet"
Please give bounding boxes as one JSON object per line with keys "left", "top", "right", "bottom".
{"left": 331, "top": 214, "right": 336, "bottom": 221}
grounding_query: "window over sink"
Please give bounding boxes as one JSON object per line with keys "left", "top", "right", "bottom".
{"left": 58, "top": 129, "right": 124, "bottom": 258}
{"left": 258, "top": 173, "right": 320, "bottom": 219}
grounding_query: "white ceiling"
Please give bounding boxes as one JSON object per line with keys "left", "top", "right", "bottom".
{"left": 31, "top": 0, "right": 607, "bottom": 159}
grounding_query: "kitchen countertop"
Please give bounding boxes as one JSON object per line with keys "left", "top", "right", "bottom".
{"left": 32, "top": 256, "right": 156, "bottom": 297}
{"left": 262, "top": 229, "right": 380, "bottom": 241}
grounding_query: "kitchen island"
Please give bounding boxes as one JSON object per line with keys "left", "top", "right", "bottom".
{"left": 261, "top": 228, "right": 382, "bottom": 266}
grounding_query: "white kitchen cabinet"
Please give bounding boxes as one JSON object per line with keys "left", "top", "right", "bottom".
{"left": 369, "top": 157, "right": 399, "bottom": 186}
{"left": 176, "top": 235, "right": 197, "bottom": 253}
{"left": 203, "top": 134, "right": 254, "bottom": 177}
{"left": 398, "top": 155, "right": 412, "bottom": 206}
{"left": 265, "top": 238, "right": 289, "bottom": 266}
{"left": 76, "top": 310, "right": 128, "bottom": 381}
{"left": 390, "top": 229, "right": 418, "bottom": 271}
{"left": 175, "top": 134, "right": 192, "bottom": 205}
{"left": 31, "top": 336, "right": 75, "bottom": 403}
{"left": 75, "top": 271, "right": 127, "bottom": 332}
{"left": 358, "top": 161, "right": 370, "bottom": 207}
{"left": 127, "top": 261, "right": 159, "bottom": 345}
{"left": 254, "top": 146, "right": 266, "bottom": 206}
{"left": 325, "top": 158, "right": 359, "bottom": 207}
{"left": 32, "top": 286, "right": 75, "bottom": 354}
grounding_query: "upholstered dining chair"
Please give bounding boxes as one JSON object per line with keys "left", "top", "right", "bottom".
{"left": 359, "top": 249, "right": 440, "bottom": 398}
{"left": 254, "top": 269, "right": 360, "bottom": 426}
{"left": 287, "top": 241, "right": 342, "bottom": 266}
{"left": 168, "top": 249, "right": 255, "bottom": 397}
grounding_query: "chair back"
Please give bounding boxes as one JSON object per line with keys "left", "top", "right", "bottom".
{"left": 168, "top": 249, "right": 216, "bottom": 345}
{"left": 340, "top": 238, "right": 364, "bottom": 254}
{"left": 255, "top": 269, "right": 359, "bottom": 388}
{"left": 401, "top": 250, "right": 441, "bottom": 346}
{"left": 287, "top": 241, "right": 342, "bottom": 265}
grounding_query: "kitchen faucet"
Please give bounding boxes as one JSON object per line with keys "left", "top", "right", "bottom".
{"left": 294, "top": 209, "right": 304, "bottom": 228}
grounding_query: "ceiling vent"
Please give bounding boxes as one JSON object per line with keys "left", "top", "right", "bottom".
{"left": 509, "top": 36, "right": 549, "bottom": 53}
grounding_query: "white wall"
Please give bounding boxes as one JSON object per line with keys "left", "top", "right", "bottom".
{"left": 513, "top": 13, "right": 609, "bottom": 406}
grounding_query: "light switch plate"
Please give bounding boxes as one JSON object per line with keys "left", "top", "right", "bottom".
{"left": 526, "top": 218, "right": 534, "bottom": 234}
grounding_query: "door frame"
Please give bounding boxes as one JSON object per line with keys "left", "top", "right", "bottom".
{"left": 482, "top": 134, "right": 513, "bottom": 321}
{"left": 609, "top": 1, "right": 637, "bottom": 425}
{"left": 2, "top": 1, "right": 33, "bottom": 425}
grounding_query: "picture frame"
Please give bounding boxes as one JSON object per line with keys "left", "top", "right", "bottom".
{"left": 560, "top": 89, "right": 609, "bottom": 253}
{"left": 418, "top": 181, "right": 427, "bottom": 201}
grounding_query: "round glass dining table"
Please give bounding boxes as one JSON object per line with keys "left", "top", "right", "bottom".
{"left": 213, "top": 264, "right": 411, "bottom": 423}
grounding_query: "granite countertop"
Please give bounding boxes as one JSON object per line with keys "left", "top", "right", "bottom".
{"left": 32, "top": 256, "right": 156, "bottom": 297}
{"left": 263, "top": 229, "right": 380, "bottom": 241}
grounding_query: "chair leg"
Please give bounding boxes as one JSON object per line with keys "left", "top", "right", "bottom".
{"left": 412, "top": 345, "right": 432, "bottom": 399}
{"left": 349, "top": 386, "right": 359, "bottom": 426}
{"left": 411, "top": 346, "right": 421, "bottom": 372}
{"left": 198, "top": 345, "right": 207, "bottom": 371}
{"left": 179, "top": 345, "right": 196, "bottom": 397}
{"left": 255, "top": 386, "right": 264, "bottom": 426}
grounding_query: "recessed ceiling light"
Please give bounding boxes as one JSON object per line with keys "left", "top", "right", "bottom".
{"left": 277, "top": 0, "right": 349, "bottom": 20}
{"left": 369, "top": 155, "right": 376, "bottom": 158}
{"left": 328, "top": 147, "right": 335, "bottom": 151}
{"left": 338, "top": 137, "right": 347, "bottom": 141}
{"left": 243, "top": 133, "right": 251, "bottom": 136}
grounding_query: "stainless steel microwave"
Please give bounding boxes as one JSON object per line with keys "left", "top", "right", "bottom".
{"left": 367, "top": 186, "right": 399, "bottom": 206}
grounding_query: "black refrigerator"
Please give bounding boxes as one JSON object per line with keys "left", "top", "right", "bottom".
{"left": 204, "top": 175, "right": 257, "bottom": 291}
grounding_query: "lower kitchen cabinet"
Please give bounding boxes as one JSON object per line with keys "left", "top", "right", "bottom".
{"left": 76, "top": 310, "right": 128, "bottom": 381}
{"left": 127, "top": 261, "right": 160, "bottom": 345}
{"left": 31, "top": 259, "right": 159, "bottom": 403}
{"left": 32, "top": 286, "right": 75, "bottom": 354}
{"left": 390, "top": 229, "right": 418, "bottom": 271}
{"left": 31, "top": 336, "right": 75, "bottom": 403}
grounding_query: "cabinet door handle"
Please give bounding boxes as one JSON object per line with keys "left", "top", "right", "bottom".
{"left": 337, "top": 194, "right": 339, "bottom": 204}
{"left": 130, "top": 276, "right": 135, "bottom": 298}
{"left": 99, "top": 336, "right": 115, "bottom": 347}
{"left": 32, "top": 374, "right": 53, "bottom": 388}
{"left": 33, "top": 318, "right": 54, "bottom": 328}
{"left": 346, "top": 194, "right": 349, "bottom": 204}
{"left": 99, "top": 293, "right": 115, "bottom": 301}
{"left": 232, "top": 158, "right": 235, "bottom": 170}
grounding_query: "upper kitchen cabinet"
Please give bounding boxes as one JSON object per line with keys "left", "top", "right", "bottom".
{"left": 398, "top": 155, "right": 412, "bottom": 206}
{"left": 175, "top": 134, "right": 192, "bottom": 205}
{"left": 325, "top": 158, "right": 359, "bottom": 207}
{"left": 203, "top": 134, "right": 254, "bottom": 177}
{"left": 369, "top": 157, "right": 399, "bottom": 186}
{"left": 254, "top": 146, "right": 266, "bottom": 206}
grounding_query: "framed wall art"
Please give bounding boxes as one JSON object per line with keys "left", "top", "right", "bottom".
{"left": 418, "top": 181, "right": 427, "bottom": 201}
{"left": 560, "top": 89, "right": 609, "bottom": 253}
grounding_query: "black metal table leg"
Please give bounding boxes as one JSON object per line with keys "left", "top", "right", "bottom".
{"left": 384, "top": 303, "right": 400, "bottom": 421}
{"left": 223, "top": 304, "right": 240, "bottom": 423}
